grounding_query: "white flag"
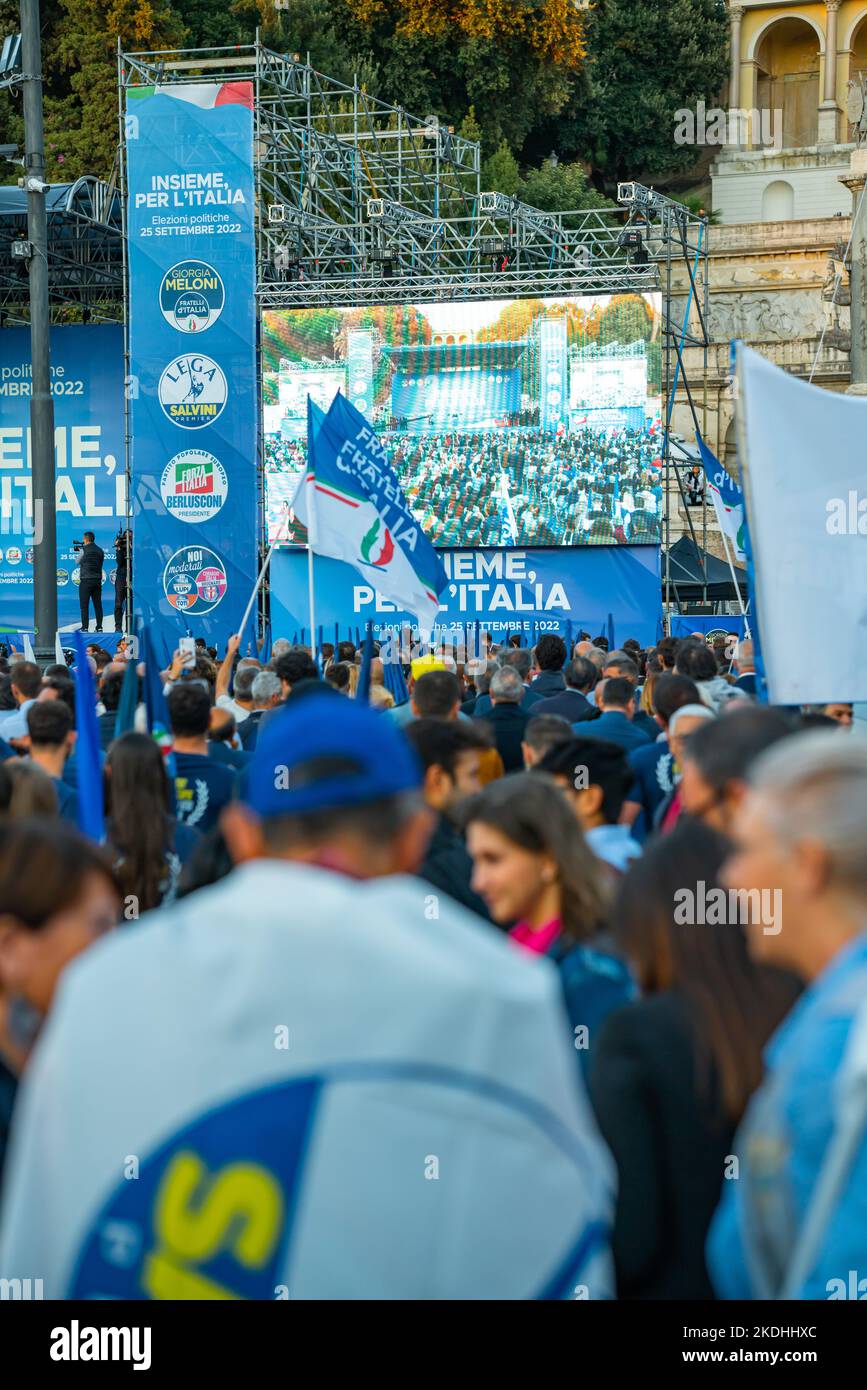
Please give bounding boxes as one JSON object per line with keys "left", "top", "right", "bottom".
{"left": 738, "top": 344, "right": 867, "bottom": 702}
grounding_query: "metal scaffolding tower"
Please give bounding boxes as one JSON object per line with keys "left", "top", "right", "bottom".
{"left": 117, "top": 41, "right": 712, "bottom": 627}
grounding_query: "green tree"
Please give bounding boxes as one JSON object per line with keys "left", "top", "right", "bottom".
{"left": 597, "top": 294, "right": 653, "bottom": 347}
{"left": 518, "top": 156, "right": 610, "bottom": 212}
{"left": 552, "top": 0, "right": 729, "bottom": 183}
{"left": 482, "top": 140, "right": 519, "bottom": 196}
{"left": 44, "top": 0, "right": 185, "bottom": 181}
{"left": 344, "top": 0, "right": 588, "bottom": 154}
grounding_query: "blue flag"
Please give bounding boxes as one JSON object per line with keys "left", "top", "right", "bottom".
{"left": 696, "top": 433, "right": 746, "bottom": 563}
{"left": 382, "top": 654, "right": 409, "bottom": 707}
{"left": 141, "top": 625, "right": 176, "bottom": 776}
{"left": 72, "top": 633, "right": 105, "bottom": 842}
{"left": 292, "top": 392, "right": 446, "bottom": 634}
{"left": 114, "top": 653, "right": 139, "bottom": 742}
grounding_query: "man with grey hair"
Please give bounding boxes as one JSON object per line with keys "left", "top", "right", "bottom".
{"left": 268, "top": 637, "right": 292, "bottom": 667}
{"left": 474, "top": 665, "right": 529, "bottom": 771}
{"left": 239, "top": 670, "right": 283, "bottom": 752}
{"left": 732, "top": 638, "right": 756, "bottom": 696}
{"left": 216, "top": 633, "right": 261, "bottom": 724}
{"left": 473, "top": 648, "right": 540, "bottom": 717}
{"left": 575, "top": 642, "right": 607, "bottom": 706}
{"left": 709, "top": 731, "right": 867, "bottom": 1300}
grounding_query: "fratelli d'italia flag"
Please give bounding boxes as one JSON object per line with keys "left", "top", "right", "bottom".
{"left": 292, "top": 393, "right": 447, "bottom": 634}
{"left": 697, "top": 433, "right": 746, "bottom": 563}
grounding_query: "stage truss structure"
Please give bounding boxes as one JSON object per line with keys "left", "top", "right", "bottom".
{"left": 0, "top": 175, "right": 123, "bottom": 323}
{"left": 117, "top": 40, "right": 713, "bottom": 629}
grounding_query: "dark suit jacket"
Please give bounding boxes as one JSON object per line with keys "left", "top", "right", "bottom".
{"left": 473, "top": 686, "right": 540, "bottom": 718}
{"left": 529, "top": 669, "right": 567, "bottom": 699}
{"left": 589, "top": 980, "right": 798, "bottom": 1301}
{"left": 474, "top": 701, "right": 529, "bottom": 772}
{"left": 589, "top": 992, "right": 733, "bottom": 1300}
{"left": 632, "top": 709, "right": 660, "bottom": 742}
{"left": 533, "top": 689, "right": 598, "bottom": 724}
{"left": 418, "top": 814, "right": 490, "bottom": 920}
{"left": 575, "top": 710, "right": 651, "bottom": 752}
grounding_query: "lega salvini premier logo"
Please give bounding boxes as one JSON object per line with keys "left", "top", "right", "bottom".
{"left": 160, "top": 260, "right": 225, "bottom": 333}
{"left": 158, "top": 354, "right": 227, "bottom": 429}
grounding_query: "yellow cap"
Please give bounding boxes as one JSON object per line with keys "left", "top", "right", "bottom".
{"left": 411, "top": 654, "right": 446, "bottom": 682}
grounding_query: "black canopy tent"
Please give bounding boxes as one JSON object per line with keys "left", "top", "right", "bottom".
{"left": 665, "top": 534, "right": 748, "bottom": 603}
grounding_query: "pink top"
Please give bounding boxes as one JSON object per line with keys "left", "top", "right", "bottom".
{"left": 660, "top": 786, "right": 683, "bottom": 834}
{"left": 509, "top": 918, "right": 561, "bottom": 956}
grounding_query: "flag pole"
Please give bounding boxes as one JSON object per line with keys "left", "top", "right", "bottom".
{"left": 307, "top": 542, "right": 316, "bottom": 660}
{"left": 717, "top": 523, "right": 750, "bottom": 636}
{"left": 238, "top": 512, "right": 292, "bottom": 648}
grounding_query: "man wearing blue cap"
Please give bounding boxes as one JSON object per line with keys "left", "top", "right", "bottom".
{"left": 0, "top": 695, "right": 614, "bottom": 1300}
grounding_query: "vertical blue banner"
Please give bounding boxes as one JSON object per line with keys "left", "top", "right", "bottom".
{"left": 0, "top": 325, "right": 124, "bottom": 632}
{"left": 125, "top": 81, "right": 258, "bottom": 651}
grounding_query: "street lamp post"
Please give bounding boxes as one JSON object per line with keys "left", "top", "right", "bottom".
{"left": 20, "top": 0, "right": 57, "bottom": 663}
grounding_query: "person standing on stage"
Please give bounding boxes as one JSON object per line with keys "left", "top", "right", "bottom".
{"left": 113, "top": 528, "right": 131, "bottom": 634}
{"left": 76, "top": 531, "right": 105, "bottom": 634}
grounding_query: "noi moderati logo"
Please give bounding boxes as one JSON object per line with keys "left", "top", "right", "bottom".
{"left": 49, "top": 1319, "right": 151, "bottom": 1371}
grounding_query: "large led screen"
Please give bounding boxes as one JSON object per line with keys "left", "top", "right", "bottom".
{"left": 262, "top": 293, "right": 662, "bottom": 548}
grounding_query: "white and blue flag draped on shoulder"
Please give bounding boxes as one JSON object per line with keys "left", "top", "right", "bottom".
{"left": 291, "top": 392, "right": 447, "bottom": 636}
{"left": 736, "top": 342, "right": 867, "bottom": 703}
{"left": 0, "top": 861, "right": 615, "bottom": 1298}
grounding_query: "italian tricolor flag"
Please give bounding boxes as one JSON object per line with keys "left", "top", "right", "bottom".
{"left": 291, "top": 395, "right": 446, "bottom": 636}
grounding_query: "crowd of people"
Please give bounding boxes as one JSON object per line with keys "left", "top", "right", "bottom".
{"left": 0, "top": 622, "right": 864, "bottom": 1300}
{"left": 265, "top": 424, "right": 663, "bottom": 547}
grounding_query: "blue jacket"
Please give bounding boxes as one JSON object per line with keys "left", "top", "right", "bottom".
{"left": 708, "top": 933, "right": 867, "bottom": 1299}
{"left": 551, "top": 940, "right": 637, "bottom": 1078}
{"left": 573, "top": 710, "right": 651, "bottom": 753}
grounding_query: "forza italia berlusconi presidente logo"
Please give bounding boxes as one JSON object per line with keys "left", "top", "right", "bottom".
{"left": 158, "top": 353, "right": 227, "bottom": 429}
{"left": 160, "top": 449, "right": 228, "bottom": 523}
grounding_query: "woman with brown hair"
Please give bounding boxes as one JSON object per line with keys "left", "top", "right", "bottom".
{"left": 588, "top": 817, "right": 799, "bottom": 1300}
{"left": 0, "top": 819, "right": 120, "bottom": 1186}
{"left": 464, "top": 772, "right": 607, "bottom": 952}
{"left": 5, "top": 761, "right": 58, "bottom": 818}
{"left": 463, "top": 772, "right": 635, "bottom": 1074}
{"left": 104, "top": 733, "right": 200, "bottom": 912}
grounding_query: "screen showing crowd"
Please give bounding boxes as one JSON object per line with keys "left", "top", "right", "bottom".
{"left": 262, "top": 293, "right": 663, "bottom": 548}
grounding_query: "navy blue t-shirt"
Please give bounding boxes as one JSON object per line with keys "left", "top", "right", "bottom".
{"left": 173, "top": 752, "right": 237, "bottom": 835}
{"left": 53, "top": 776, "right": 79, "bottom": 823}
{"left": 626, "top": 740, "right": 675, "bottom": 842}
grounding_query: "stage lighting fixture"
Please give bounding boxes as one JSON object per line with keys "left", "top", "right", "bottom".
{"left": 368, "top": 247, "right": 395, "bottom": 276}
{"left": 617, "top": 228, "right": 642, "bottom": 250}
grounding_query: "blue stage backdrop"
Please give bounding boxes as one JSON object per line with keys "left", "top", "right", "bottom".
{"left": 125, "top": 80, "right": 258, "bottom": 653}
{"left": 670, "top": 615, "right": 748, "bottom": 643}
{"left": 0, "top": 325, "right": 124, "bottom": 631}
{"left": 271, "top": 545, "right": 663, "bottom": 648}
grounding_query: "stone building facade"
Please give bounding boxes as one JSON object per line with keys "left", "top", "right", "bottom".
{"left": 665, "top": 0, "right": 863, "bottom": 560}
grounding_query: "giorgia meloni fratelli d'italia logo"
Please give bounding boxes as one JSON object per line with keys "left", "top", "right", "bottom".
{"left": 158, "top": 353, "right": 227, "bottom": 429}
{"left": 160, "top": 260, "right": 225, "bottom": 333}
{"left": 160, "top": 449, "right": 228, "bottom": 524}
{"left": 163, "top": 545, "right": 227, "bottom": 613}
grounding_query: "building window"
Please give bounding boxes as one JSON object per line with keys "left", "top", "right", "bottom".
{"left": 762, "top": 179, "right": 795, "bottom": 221}
{"left": 755, "top": 18, "right": 820, "bottom": 149}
